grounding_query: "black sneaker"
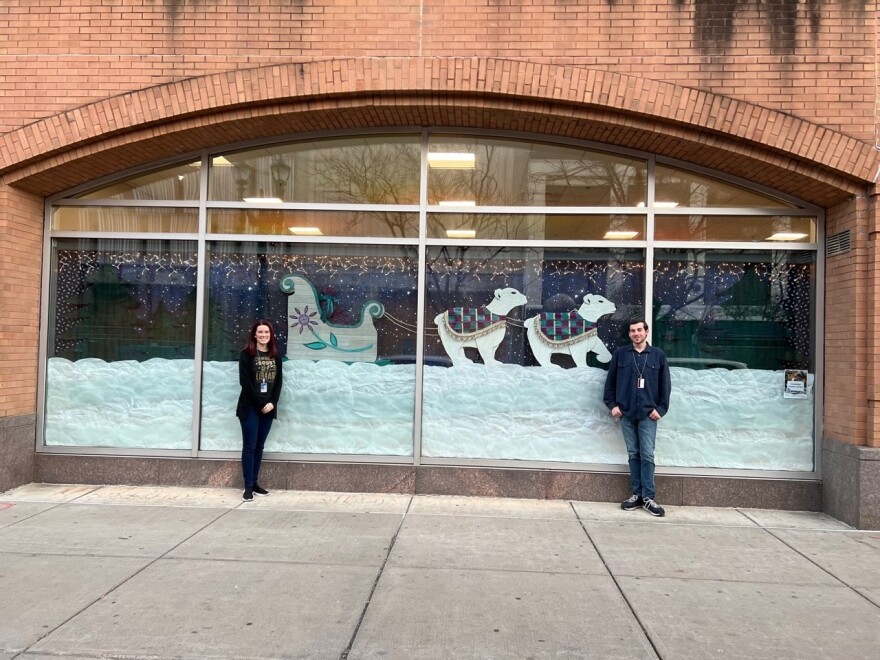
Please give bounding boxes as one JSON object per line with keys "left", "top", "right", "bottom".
{"left": 252, "top": 484, "right": 269, "bottom": 497}
{"left": 643, "top": 498, "right": 665, "bottom": 517}
{"left": 242, "top": 488, "right": 254, "bottom": 502}
{"left": 621, "top": 494, "right": 642, "bottom": 510}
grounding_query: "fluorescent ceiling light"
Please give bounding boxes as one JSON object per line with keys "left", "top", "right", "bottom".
{"left": 438, "top": 200, "right": 476, "bottom": 207}
{"left": 428, "top": 152, "right": 476, "bottom": 169}
{"left": 446, "top": 229, "right": 476, "bottom": 239}
{"left": 243, "top": 197, "right": 283, "bottom": 204}
{"left": 767, "top": 232, "right": 808, "bottom": 241}
{"left": 288, "top": 226, "right": 323, "bottom": 236}
{"left": 604, "top": 231, "right": 639, "bottom": 240}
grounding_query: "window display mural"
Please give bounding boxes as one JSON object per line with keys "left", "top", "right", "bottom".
{"left": 199, "top": 242, "right": 419, "bottom": 455}
{"left": 45, "top": 239, "right": 198, "bottom": 448}
{"left": 43, "top": 132, "right": 820, "bottom": 474}
{"left": 421, "top": 247, "right": 645, "bottom": 463}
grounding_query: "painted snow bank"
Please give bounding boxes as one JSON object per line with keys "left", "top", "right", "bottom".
{"left": 45, "top": 357, "right": 814, "bottom": 470}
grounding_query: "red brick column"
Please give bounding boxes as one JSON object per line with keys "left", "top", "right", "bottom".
{"left": 0, "top": 183, "right": 41, "bottom": 490}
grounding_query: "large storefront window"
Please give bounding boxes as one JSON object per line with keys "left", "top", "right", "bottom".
{"left": 199, "top": 242, "right": 419, "bottom": 455}
{"left": 45, "top": 239, "right": 198, "bottom": 448}
{"left": 421, "top": 247, "right": 644, "bottom": 463}
{"left": 42, "top": 131, "right": 821, "bottom": 475}
{"left": 653, "top": 250, "right": 815, "bottom": 470}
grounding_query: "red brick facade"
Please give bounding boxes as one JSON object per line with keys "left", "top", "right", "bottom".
{"left": 1, "top": 0, "right": 879, "bottom": 454}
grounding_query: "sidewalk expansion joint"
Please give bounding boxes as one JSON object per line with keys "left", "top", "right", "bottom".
{"left": 339, "top": 495, "right": 414, "bottom": 659}
{"left": 570, "top": 500, "right": 663, "bottom": 660}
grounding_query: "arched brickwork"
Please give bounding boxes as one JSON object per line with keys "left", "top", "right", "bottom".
{"left": 0, "top": 58, "right": 876, "bottom": 205}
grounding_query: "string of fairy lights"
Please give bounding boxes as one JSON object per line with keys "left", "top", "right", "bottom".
{"left": 51, "top": 244, "right": 814, "bottom": 366}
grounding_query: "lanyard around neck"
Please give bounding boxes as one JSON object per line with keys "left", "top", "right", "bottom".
{"left": 632, "top": 349, "right": 648, "bottom": 378}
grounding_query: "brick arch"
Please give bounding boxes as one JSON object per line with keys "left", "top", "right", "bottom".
{"left": 0, "top": 57, "right": 876, "bottom": 205}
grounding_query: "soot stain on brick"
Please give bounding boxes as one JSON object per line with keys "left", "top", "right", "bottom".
{"left": 162, "top": 1, "right": 863, "bottom": 57}
{"left": 678, "top": 0, "right": 834, "bottom": 56}
{"left": 164, "top": 0, "right": 306, "bottom": 23}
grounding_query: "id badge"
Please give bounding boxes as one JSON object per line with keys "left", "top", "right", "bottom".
{"left": 260, "top": 380, "right": 268, "bottom": 394}
{"left": 637, "top": 378, "right": 645, "bottom": 389}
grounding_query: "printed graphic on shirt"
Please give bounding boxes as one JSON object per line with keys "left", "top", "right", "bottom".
{"left": 254, "top": 354, "right": 276, "bottom": 388}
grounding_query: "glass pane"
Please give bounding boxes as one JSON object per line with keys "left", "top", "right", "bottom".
{"left": 655, "top": 215, "right": 815, "bottom": 242}
{"left": 208, "top": 135, "right": 421, "bottom": 204}
{"left": 52, "top": 207, "right": 199, "bottom": 233}
{"left": 652, "top": 249, "right": 815, "bottom": 470}
{"left": 75, "top": 163, "right": 200, "bottom": 200}
{"left": 209, "top": 209, "right": 418, "bottom": 238}
{"left": 421, "top": 246, "right": 645, "bottom": 463}
{"left": 427, "top": 213, "right": 645, "bottom": 241}
{"left": 201, "top": 242, "right": 419, "bottom": 455}
{"left": 46, "top": 239, "right": 198, "bottom": 449}
{"left": 655, "top": 165, "right": 796, "bottom": 208}
{"left": 428, "top": 136, "right": 647, "bottom": 207}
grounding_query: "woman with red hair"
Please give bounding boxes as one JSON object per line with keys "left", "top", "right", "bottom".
{"left": 236, "top": 319, "right": 283, "bottom": 501}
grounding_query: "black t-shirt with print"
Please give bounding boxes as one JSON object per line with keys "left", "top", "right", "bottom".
{"left": 254, "top": 350, "right": 277, "bottom": 407}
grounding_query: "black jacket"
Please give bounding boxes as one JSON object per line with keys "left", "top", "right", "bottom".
{"left": 235, "top": 349, "right": 283, "bottom": 419}
{"left": 603, "top": 344, "right": 671, "bottom": 421}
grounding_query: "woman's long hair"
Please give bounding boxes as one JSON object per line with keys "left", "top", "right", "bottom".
{"left": 243, "top": 319, "right": 279, "bottom": 357}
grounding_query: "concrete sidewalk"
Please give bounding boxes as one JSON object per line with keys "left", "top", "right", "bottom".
{"left": 1, "top": 484, "right": 878, "bottom": 660}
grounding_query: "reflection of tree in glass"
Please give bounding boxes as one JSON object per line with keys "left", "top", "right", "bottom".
{"left": 425, "top": 245, "right": 518, "bottom": 316}
{"left": 428, "top": 145, "right": 509, "bottom": 205}
{"left": 310, "top": 143, "right": 420, "bottom": 238}
{"left": 534, "top": 156, "right": 643, "bottom": 207}
{"left": 654, "top": 252, "right": 809, "bottom": 368}
{"left": 427, "top": 212, "right": 536, "bottom": 241}
{"left": 723, "top": 264, "right": 786, "bottom": 324}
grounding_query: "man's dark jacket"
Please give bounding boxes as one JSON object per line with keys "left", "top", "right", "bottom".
{"left": 603, "top": 344, "right": 671, "bottom": 421}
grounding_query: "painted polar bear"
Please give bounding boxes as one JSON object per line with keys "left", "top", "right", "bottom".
{"left": 526, "top": 294, "right": 616, "bottom": 367}
{"left": 434, "top": 287, "right": 528, "bottom": 366}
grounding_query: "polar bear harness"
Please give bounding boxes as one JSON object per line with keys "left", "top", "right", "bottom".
{"left": 533, "top": 312, "right": 597, "bottom": 346}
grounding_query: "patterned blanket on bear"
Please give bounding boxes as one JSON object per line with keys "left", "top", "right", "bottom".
{"left": 536, "top": 312, "right": 596, "bottom": 343}
{"left": 444, "top": 306, "right": 507, "bottom": 336}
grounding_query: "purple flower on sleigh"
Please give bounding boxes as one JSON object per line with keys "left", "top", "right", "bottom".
{"left": 291, "top": 306, "right": 319, "bottom": 334}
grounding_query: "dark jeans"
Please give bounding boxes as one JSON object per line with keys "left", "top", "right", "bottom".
{"left": 619, "top": 416, "right": 657, "bottom": 500}
{"left": 240, "top": 408, "right": 274, "bottom": 488}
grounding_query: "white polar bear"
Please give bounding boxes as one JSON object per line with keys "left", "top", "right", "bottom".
{"left": 434, "top": 287, "right": 528, "bottom": 366}
{"left": 526, "top": 294, "right": 616, "bottom": 367}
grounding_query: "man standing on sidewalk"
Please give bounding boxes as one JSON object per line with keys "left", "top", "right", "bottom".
{"left": 603, "top": 319, "right": 672, "bottom": 517}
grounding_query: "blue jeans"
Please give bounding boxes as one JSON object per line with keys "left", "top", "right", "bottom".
{"left": 240, "top": 408, "right": 274, "bottom": 488}
{"left": 619, "top": 416, "right": 657, "bottom": 500}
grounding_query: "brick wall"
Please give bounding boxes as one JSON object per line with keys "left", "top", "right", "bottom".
{"left": 0, "top": 185, "right": 42, "bottom": 417}
{"left": 869, "top": 186, "right": 880, "bottom": 449}
{"left": 0, "top": 0, "right": 875, "bottom": 142}
{"left": 824, "top": 193, "right": 872, "bottom": 446}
